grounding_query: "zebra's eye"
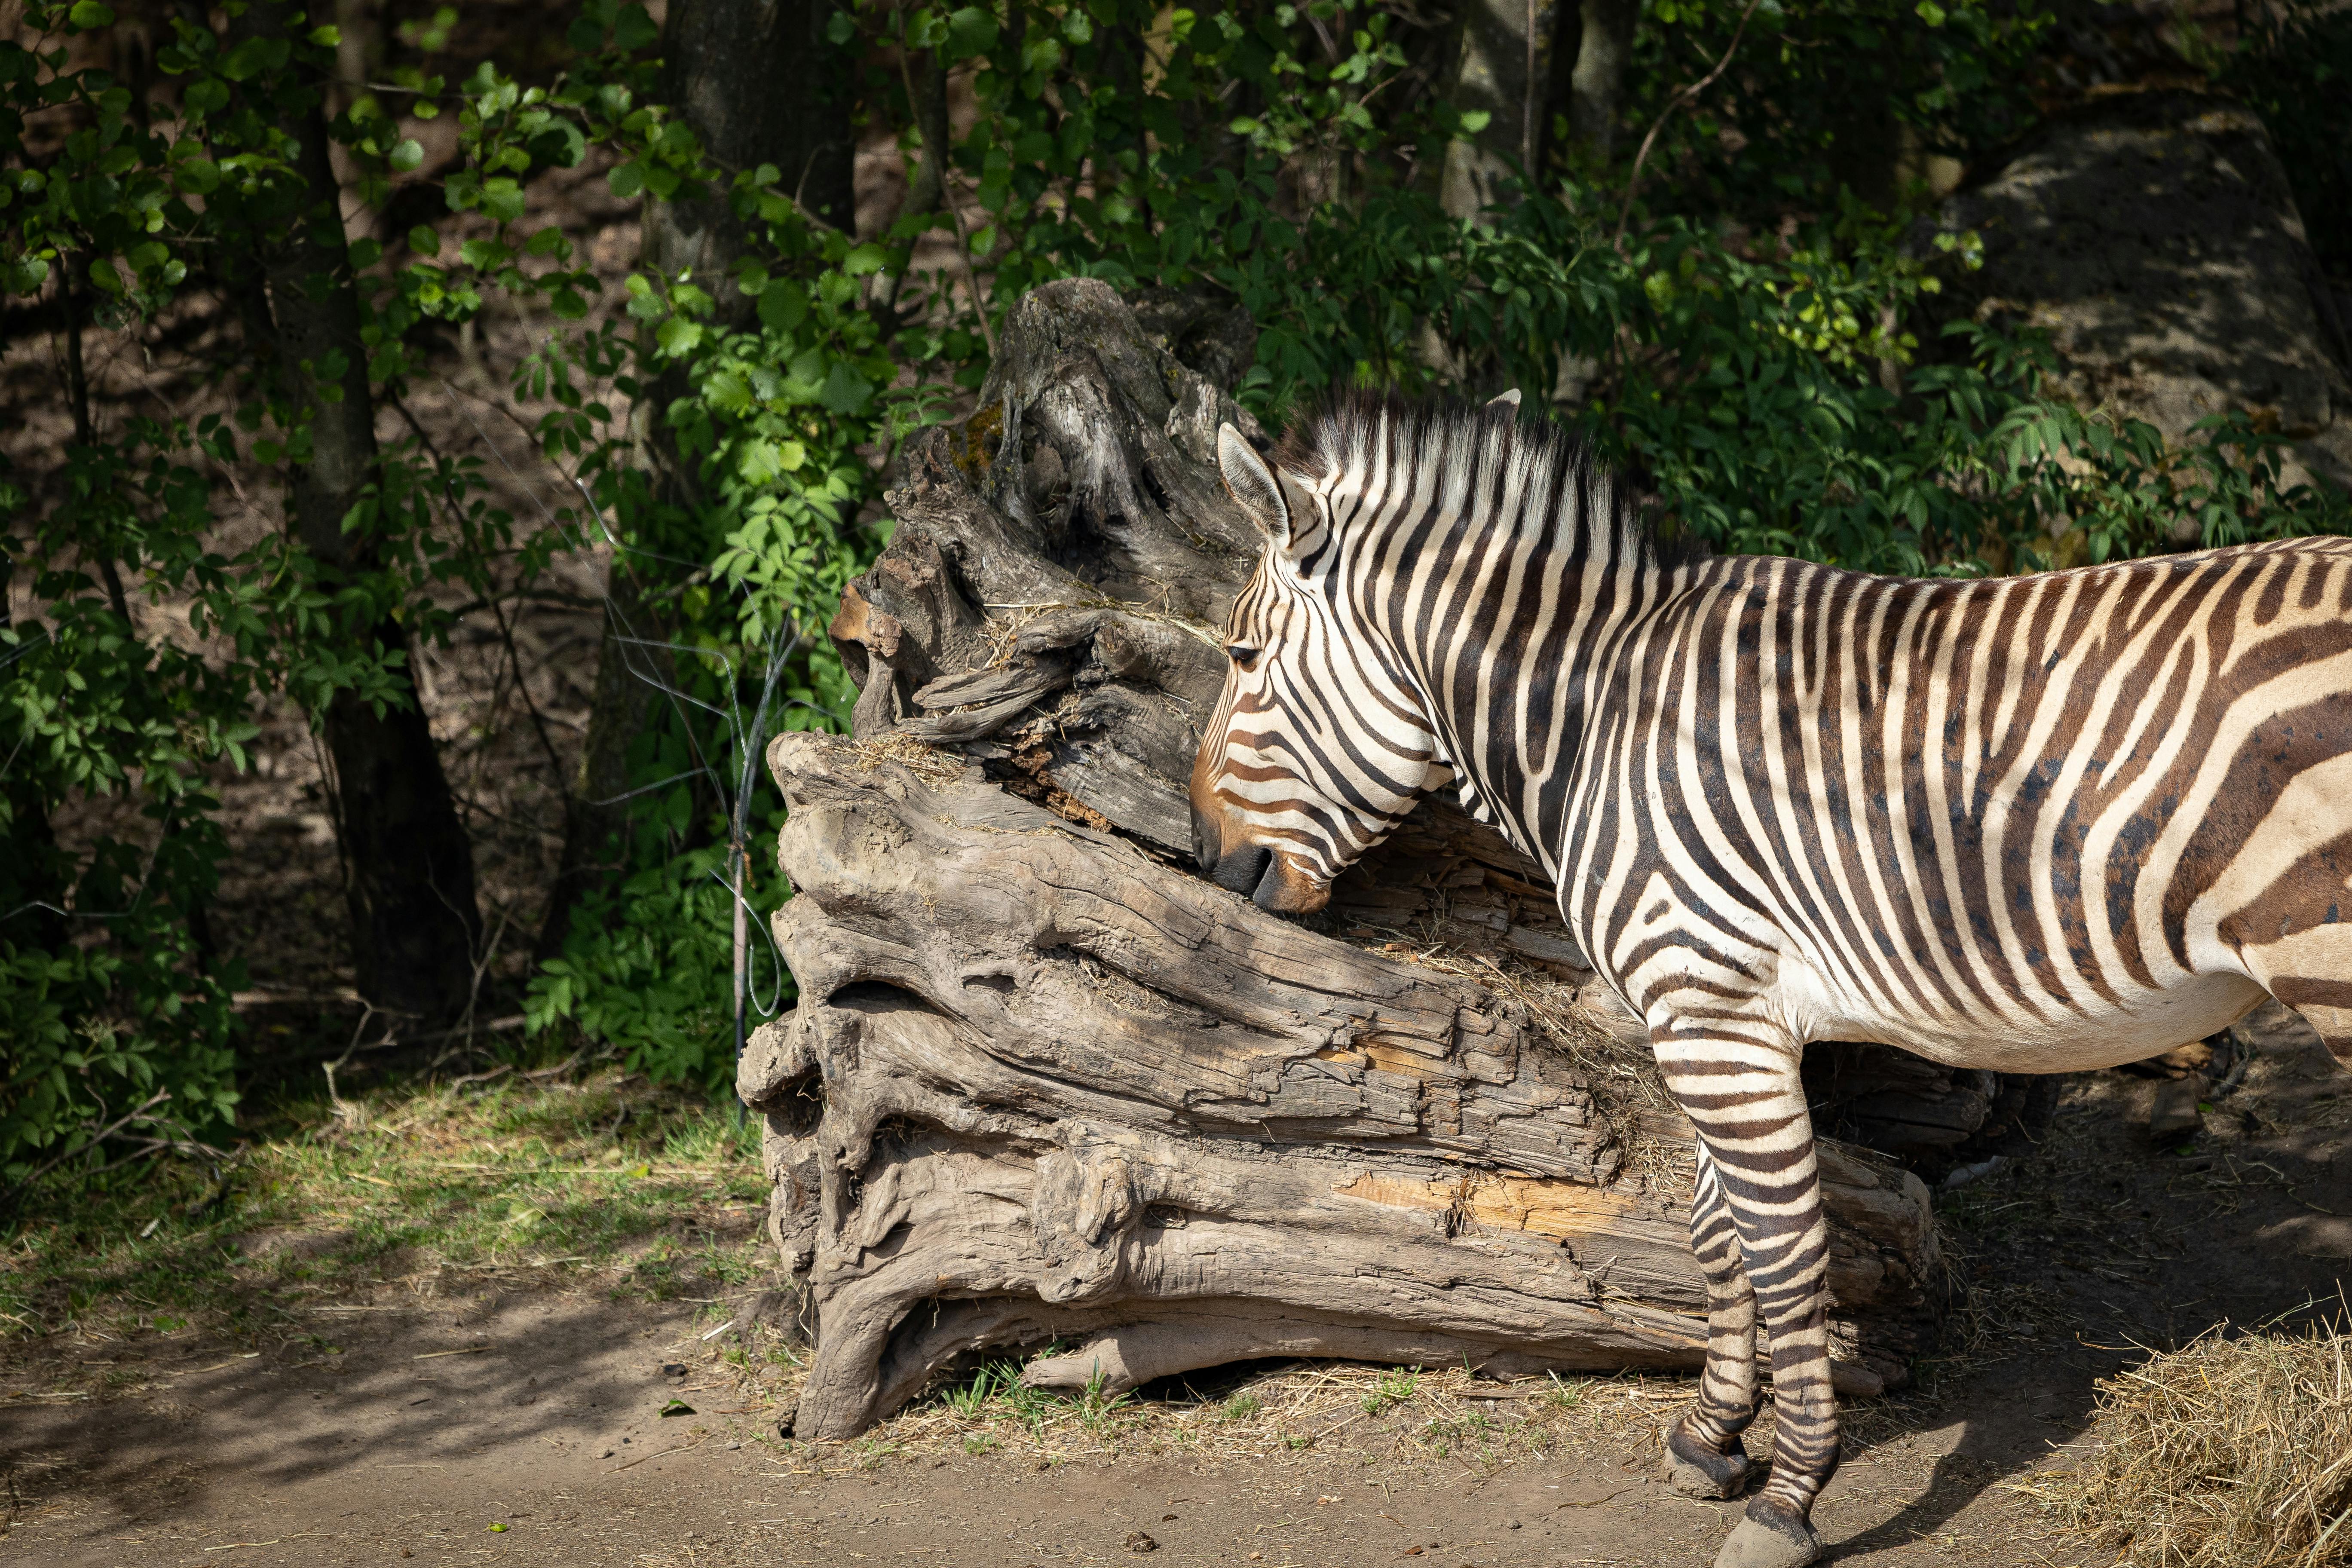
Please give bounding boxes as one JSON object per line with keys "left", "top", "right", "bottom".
{"left": 1225, "top": 643, "right": 1260, "bottom": 669}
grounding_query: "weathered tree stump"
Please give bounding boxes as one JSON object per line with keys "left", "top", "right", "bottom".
{"left": 745, "top": 278, "right": 1949, "bottom": 1443}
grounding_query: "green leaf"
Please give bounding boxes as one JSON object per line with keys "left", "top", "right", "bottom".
{"left": 945, "top": 5, "right": 1000, "bottom": 58}
{"left": 67, "top": 0, "right": 114, "bottom": 28}
{"left": 388, "top": 138, "right": 425, "bottom": 173}
{"left": 86, "top": 258, "right": 123, "bottom": 294}
{"left": 613, "top": 3, "right": 658, "bottom": 50}
{"left": 608, "top": 161, "right": 644, "bottom": 200}
{"left": 756, "top": 282, "right": 808, "bottom": 333}
{"left": 655, "top": 315, "right": 702, "bottom": 357}
{"left": 480, "top": 178, "right": 526, "bottom": 223}
{"left": 407, "top": 225, "right": 441, "bottom": 257}
{"left": 817, "top": 360, "right": 874, "bottom": 415}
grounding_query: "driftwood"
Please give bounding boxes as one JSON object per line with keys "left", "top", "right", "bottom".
{"left": 747, "top": 278, "right": 1951, "bottom": 1443}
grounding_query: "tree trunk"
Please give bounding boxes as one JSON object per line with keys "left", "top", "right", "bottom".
{"left": 750, "top": 279, "right": 1956, "bottom": 1442}
{"left": 1438, "top": 0, "right": 1571, "bottom": 217}
{"left": 243, "top": 1, "right": 481, "bottom": 1024}
{"left": 1564, "top": 0, "right": 1638, "bottom": 163}
{"left": 540, "top": 0, "right": 855, "bottom": 962}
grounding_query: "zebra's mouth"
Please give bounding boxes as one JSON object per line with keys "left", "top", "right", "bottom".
{"left": 1210, "top": 845, "right": 1330, "bottom": 914}
{"left": 1209, "top": 844, "right": 1274, "bottom": 897}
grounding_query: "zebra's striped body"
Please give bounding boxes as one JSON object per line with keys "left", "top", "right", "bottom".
{"left": 1189, "top": 395, "right": 2352, "bottom": 1568}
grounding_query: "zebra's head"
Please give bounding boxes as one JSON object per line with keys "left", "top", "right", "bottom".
{"left": 1188, "top": 422, "right": 1449, "bottom": 913}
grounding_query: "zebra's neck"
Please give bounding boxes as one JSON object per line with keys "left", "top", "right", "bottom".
{"left": 1313, "top": 409, "right": 1685, "bottom": 882}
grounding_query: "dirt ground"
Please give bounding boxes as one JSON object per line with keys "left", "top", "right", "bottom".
{"left": 9, "top": 1002, "right": 2352, "bottom": 1568}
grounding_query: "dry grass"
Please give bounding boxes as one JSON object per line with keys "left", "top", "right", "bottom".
{"left": 843, "top": 731, "right": 968, "bottom": 786}
{"left": 778, "top": 1354, "right": 1702, "bottom": 1474}
{"left": 975, "top": 597, "right": 1226, "bottom": 670}
{"left": 2031, "top": 1323, "right": 2352, "bottom": 1566}
{"left": 1352, "top": 925, "right": 1687, "bottom": 1189}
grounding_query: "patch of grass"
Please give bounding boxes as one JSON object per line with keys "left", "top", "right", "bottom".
{"left": 1360, "top": 1364, "right": 1421, "bottom": 1416}
{"left": 0, "top": 1067, "right": 769, "bottom": 1350}
{"left": 1545, "top": 1372, "right": 1587, "bottom": 1409}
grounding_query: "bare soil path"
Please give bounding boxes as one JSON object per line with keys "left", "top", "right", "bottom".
{"left": 9, "top": 1014, "right": 2352, "bottom": 1568}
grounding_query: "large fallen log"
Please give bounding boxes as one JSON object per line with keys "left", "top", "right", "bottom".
{"left": 747, "top": 278, "right": 1948, "bottom": 1442}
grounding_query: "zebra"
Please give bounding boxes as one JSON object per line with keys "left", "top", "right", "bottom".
{"left": 1187, "top": 391, "right": 2352, "bottom": 1568}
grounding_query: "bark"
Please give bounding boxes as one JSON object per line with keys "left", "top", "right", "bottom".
{"left": 1438, "top": 0, "right": 1572, "bottom": 217}
{"left": 753, "top": 279, "right": 1958, "bottom": 1441}
{"left": 650, "top": 0, "right": 855, "bottom": 274}
{"left": 533, "top": 563, "right": 672, "bottom": 967}
{"left": 243, "top": 1, "right": 481, "bottom": 1023}
{"left": 0, "top": 552, "right": 68, "bottom": 958}
{"left": 540, "top": 0, "right": 853, "bottom": 961}
{"left": 1565, "top": 0, "right": 1638, "bottom": 162}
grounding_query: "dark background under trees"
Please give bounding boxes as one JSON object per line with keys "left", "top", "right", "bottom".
{"left": 3, "top": 0, "right": 2350, "bottom": 1197}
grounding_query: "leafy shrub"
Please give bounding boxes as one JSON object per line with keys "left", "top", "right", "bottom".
{"left": 6, "top": 0, "right": 2348, "bottom": 1160}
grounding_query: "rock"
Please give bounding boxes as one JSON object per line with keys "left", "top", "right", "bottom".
{"left": 1930, "top": 89, "right": 2352, "bottom": 493}
{"left": 1124, "top": 1531, "right": 1159, "bottom": 1553}
{"left": 2150, "top": 1076, "right": 2207, "bottom": 1142}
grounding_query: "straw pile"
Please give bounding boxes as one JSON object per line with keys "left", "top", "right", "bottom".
{"left": 2045, "top": 1326, "right": 2352, "bottom": 1566}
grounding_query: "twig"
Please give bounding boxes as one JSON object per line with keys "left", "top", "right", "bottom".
{"left": 612, "top": 1434, "right": 705, "bottom": 1470}
{"left": 897, "top": 49, "right": 996, "bottom": 356}
{"left": 0, "top": 1089, "right": 174, "bottom": 1211}
{"left": 1613, "top": 0, "right": 1764, "bottom": 251}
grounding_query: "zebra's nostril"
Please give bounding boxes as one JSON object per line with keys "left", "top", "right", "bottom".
{"left": 1190, "top": 803, "right": 1220, "bottom": 873}
{"left": 1210, "top": 845, "right": 1273, "bottom": 896}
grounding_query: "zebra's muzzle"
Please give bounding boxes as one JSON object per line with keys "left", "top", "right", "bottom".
{"left": 1209, "top": 843, "right": 1273, "bottom": 897}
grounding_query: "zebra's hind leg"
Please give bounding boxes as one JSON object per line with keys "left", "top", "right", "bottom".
{"left": 1664, "top": 1144, "right": 1760, "bottom": 1500}
{"left": 1659, "top": 1025, "right": 1838, "bottom": 1568}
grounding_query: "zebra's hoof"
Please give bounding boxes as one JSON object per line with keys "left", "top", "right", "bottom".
{"left": 1663, "top": 1418, "right": 1750, "bottom": 1499}
{"left": 1710, "top": 1504, "right": 1823, "bottom": 1568}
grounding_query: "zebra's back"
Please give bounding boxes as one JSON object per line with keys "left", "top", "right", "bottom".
{"left": 1562, "top": 536, "right": 2352, "bottom": 1070}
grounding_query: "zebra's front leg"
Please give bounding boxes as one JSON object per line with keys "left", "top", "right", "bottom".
{"left": 1659, "top": 1028, "right": 1838, "bottom": 1568}
{"left": 1663, "top": 1143, "right": 1761, "bottom": 1499}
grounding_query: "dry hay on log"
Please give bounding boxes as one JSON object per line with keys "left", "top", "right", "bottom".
{"left": 2038, "top": 1325, "right": 2352, "bottom": 1566}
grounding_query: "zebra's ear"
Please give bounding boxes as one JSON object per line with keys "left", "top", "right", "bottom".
{"left": 1488, "top": 388, "right": 1522, "bottom": 408}
{"left": 1217, "top": 423, "right": 1292, "bottom": 548}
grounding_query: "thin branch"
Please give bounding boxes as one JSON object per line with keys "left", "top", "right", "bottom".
{"left": 0, "top": 1090, "right": 175, "bottom": 1213}
{"left": 1613, "top": 0, "right": 1764, "bottom": 252}
{"left": 385, "top": 391, "right": 570, "bottom": 784}
{"left": 898, "top": 48, "right": 996, "bottom": 357}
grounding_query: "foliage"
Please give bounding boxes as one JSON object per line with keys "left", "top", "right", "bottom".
{"left": 1620, "top": 0, "right": 2056, "bottom": 217}
{"left": 4, "top": 0, "right": 2349, "bottom": 1189}
{"left": 2227, "top": 0, "right": 2352, "bottom": 279}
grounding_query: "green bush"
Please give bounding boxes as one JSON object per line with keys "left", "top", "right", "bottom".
{"left": 6, "top": 0, "right": 2348, "bottom": 1165}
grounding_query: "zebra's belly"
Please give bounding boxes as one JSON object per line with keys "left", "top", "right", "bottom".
{"left": 1785, "top": 968, "right": 2270, "bottom": 1075}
